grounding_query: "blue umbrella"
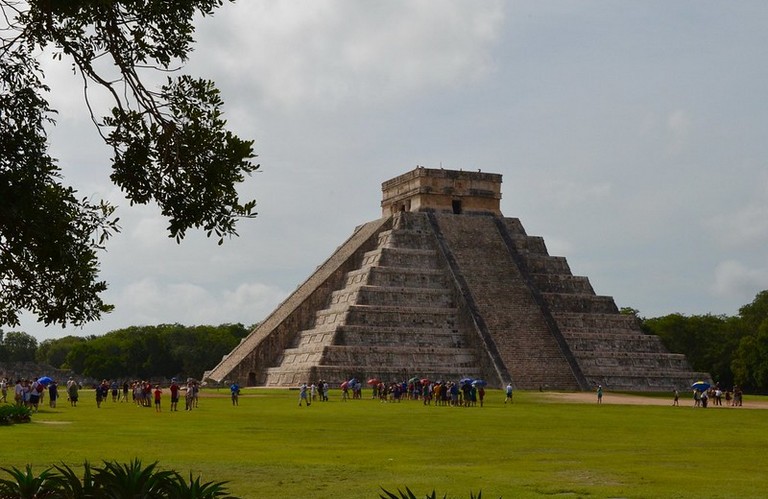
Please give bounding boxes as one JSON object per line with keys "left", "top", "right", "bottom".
{"left": 460, "top": 378, "right": 473, "bottom": 385}
{"left": 37, "top": 376, "right": 53, "bottom": 385}
{"left": 691, "top": 381, "right": 710, "bottom": 391}
{"left": 472, "top": 379, "right": 487, "bottom": 387}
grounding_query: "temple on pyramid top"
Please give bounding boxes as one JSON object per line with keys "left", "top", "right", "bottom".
{"left": 205, "top": 166, "right": 709, "bottom": 391}
{"left": 381, "top": 167, "right": 502, "bottom": 216}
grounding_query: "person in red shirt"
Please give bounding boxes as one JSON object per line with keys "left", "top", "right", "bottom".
{"left": 154, "top": 385, "right": 162, "bottom": 412}
{"left": 169, "top": 379, "right": 180, "bottom": 412}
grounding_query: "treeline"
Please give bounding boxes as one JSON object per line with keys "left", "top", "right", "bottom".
{"left": 0, "top": 323, "right": 251, "bottom": 381}
{"left": 641, "top": 290, "right": 768, "bottom": 392}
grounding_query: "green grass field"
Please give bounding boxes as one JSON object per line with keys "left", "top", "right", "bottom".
{"left": 2, "top": 388, "right": 767, "bottom": 498}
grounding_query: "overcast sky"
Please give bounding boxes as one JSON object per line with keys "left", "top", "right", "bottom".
{"left": 14, "top": 1, "right": 768, "bottom": 341}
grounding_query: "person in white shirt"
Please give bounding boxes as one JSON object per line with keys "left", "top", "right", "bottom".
{"left": 0, "top": 378, "right": 7, "bottom": 403}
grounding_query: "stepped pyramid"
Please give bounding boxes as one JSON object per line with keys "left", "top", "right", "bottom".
{"left": 205, "top": 167, "right": 708, "bottom": 390}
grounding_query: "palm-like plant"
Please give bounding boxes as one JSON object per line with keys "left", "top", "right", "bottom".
{"left": 380, "top": 487, "right": 494, "bottom": 499}
{"left": 53, "top": 461, "right": 98, "bottom": 499}
{"left": 166, "top": 473, "right": 237, "bottom": 499}
{"left": 0, "top": 464, "right": 63, "bottom": 498}
{"left": 0, "top": 459, "right": 239, "bottom": 498}
{"left": 379, "top": 487, "right": 444, "bottom": 499}
{"left": 92, "top": 459, "right": 177, "bottom": 498}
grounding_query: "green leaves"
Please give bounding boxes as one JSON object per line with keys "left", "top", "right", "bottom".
{"left": 1, "top": 0, "right": 257, "bottom": 327}
{"left": 0, "top": 464, "right": 61, "bottom": 498}
{"left": 107, "top": 75, "right": 258, "bottom": 244}
{"left": 0, "top": 405, "right": 32, "bottom": 425}
{"left": 0, "top": 460, "right": 239, "bottom": 498}
{"left": 379, "top": 488, "right": 493, "bottom": 499}
{"left": 166, "top": 473, "right": 235, "bottom": 499}
{"left": 94, "top": 459, "right": 178, "bottom": 499}
{"left": 44, "top": 323, "right": 248, "bottom": 380}
{"left": 1, "top": 43, "right": 119, "bottom": 328}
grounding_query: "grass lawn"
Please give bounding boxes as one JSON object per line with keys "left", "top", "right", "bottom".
{"left": 2, "top": 388, "right": 767, "bottom": 498}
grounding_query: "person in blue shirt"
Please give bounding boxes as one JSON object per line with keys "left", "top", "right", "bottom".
{"left": 230, "top": 382, "right": 240, "bottom": 406}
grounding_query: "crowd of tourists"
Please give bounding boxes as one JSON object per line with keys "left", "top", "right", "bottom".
{"left": 0, "top": 376, "right": 62, "bottom": 411}
{"left": 0, "top": 376, "right": 202, "bottom": 412}
{"left": 689, "top": 384, "right": 744, "bottom": 408}
{"left": 3, "top": 374, "right": 754, "bottom": 412}
{"left": 297, "top": 378, "right": 511, "bottom": 407}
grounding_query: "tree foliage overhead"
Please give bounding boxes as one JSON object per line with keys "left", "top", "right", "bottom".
{"left": 1, "top": 0, "right": 257, "bottom": 328}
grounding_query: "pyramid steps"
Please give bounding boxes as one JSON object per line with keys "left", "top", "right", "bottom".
{"left": 335, "top": 325, "right": 465, "bottom": 347}
{"left": 346, "top": 266, "right": 448, "bottom": 289}
{"left": 432, "top": 213, "right": 581, "bottom": 390}
{"left": 294, "top": 325, "right": 463, "bottom": 348}
{"left": 530, "top": 274, "right": 595, "bottom": 294}
{"left": 261, "top": 211, "right": 484, "bottom": 387}
{"left": 562, "top": 331, "right": 670, "bottom": 353}
{"left": 540, "top": 292, "right": 619, "bottom": 314}
{"left": 361, "top": 247, "right": 440, "bottom": 269}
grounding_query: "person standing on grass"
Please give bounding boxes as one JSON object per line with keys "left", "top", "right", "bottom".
{"left": 14, "top": 379, "right": 24, "bottom": 406}
{"left": 478, "top": 386, "right": 485, "bottom": 407}
{"left": 0, "top": 377, "right": 7, "bottom": 403}
{"left": 341, "top": 382, "right": 349, "bottom": 402}
{"left": 67, "top": 380, "right": 79, "bottom": 407}
{"left": 169, "top": 379, "right": 180, "bottom": 412}
{"left": 96, "top": 383, "right": 105, "bottom": 408}
{"left": 230, "top": 382, "right": 240, "bottom": 406}
{"left": 28, "top": 379, "right": 43, "bottom": 412}
{"left": 504, "top": 383, "right": 513, "bottom": 404}
{"left": 48, "top": 381, "right": 58, "bottom": 408}
{"left": 673, "top": 389, "right": 679, "bottom": 406}
{"left": 298, "top": 383, "right": 310, "bottom": 406}
{"left": 597, "top": 385, "right": 603, "bottom": 404}
{"left": 317, "top": 380, "right": 331, "bottom": 402}
{"left": 154, "top": 385, "right": 162, "bottom": 412}
{"left": 185, "top": 382, "right": 194, "bottom": 411}
{"left": 111, "top": 380, "right": 119, "bottom": 402}
{"left": 192, "top": 382, "right": 200, "bottom": 408}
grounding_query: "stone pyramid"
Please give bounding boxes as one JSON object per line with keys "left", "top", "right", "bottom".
{"left": 204, "top": 167, "right": 708, "bottom": 390}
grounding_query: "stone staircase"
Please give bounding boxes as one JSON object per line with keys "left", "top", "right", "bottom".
{"left": 498, "top": 218, "right": 708, "bottom": 390}
{"left": 431, "top": 213, "right": 582, "bottom": 390}
{"left": 261, "top": 212, "right": 484, "bottom": 386}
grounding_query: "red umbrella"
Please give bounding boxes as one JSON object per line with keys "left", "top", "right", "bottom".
{"left": 340, "top": 381, "right": 349, "bottom": 389}
{"left": 420, "top": 378, "right": 430, "bottom": 385}
{"left": 367, "top": 378, "right": 380, "bottom": 385}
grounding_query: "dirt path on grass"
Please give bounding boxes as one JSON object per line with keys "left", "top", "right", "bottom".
{"left": 539, "top": 391, "right": 768, "bottom": 409}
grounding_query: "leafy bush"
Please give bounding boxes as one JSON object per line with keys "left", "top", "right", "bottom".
{"left": 0, "top": 405, "right": 32, "bottom": 425}
{"left": 0, "top": 459, "right": 237, "bottom": 498}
